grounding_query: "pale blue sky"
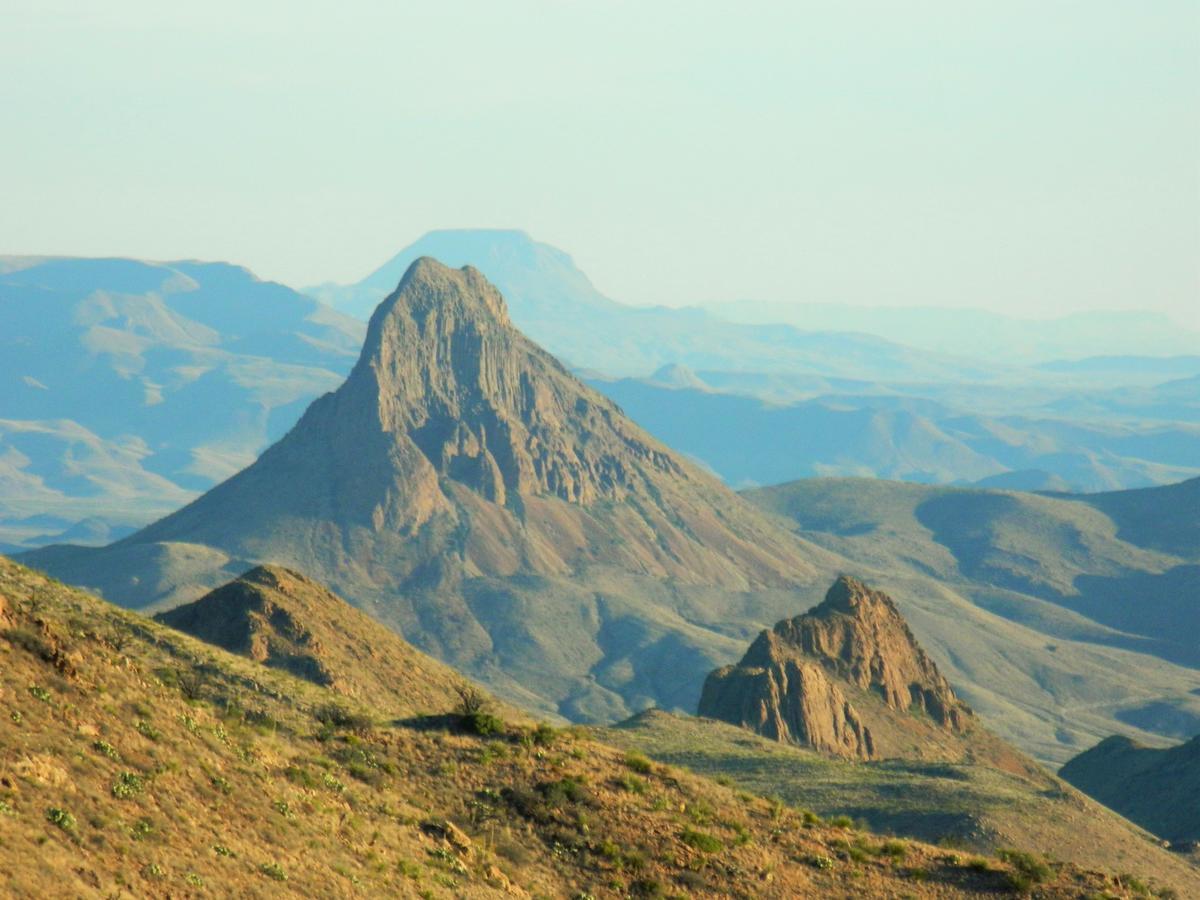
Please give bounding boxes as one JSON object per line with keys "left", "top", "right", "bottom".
{"left": 2, "top": 1, "right": 1197, "bottom": 326}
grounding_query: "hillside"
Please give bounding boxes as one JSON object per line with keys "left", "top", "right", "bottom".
{"left": 154, "top": 565, "right": 479, "bottom": 719}
{"left": 1060, "top": 734, "right": 1200, "bottom": 847}
{"left": 23, "top": 258, "right": 843, "bottom": 723}
{"left": 1, "top": 557, "right": 1158, "bottom": 899}
{"left": 603, "top": 711, "right": 1200, "bottom": 893}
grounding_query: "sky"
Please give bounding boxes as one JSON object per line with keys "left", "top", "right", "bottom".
{"left": 2, "top": 1, "right": 1197, "bottom": 327}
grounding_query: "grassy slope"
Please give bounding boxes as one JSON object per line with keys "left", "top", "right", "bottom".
{"left": 1, "top": 557, "right": 1154, "bottom": 900}
{"left": 603, "top": 711, "right": 1200, "bottom": 895}
{"left": 743, "top": 477, "right": 1200, "bottom": 763}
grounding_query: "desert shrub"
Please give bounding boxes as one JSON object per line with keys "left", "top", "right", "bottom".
{"left": 46, "top": 807, "right": 76, "bottom": 833}
{"left": 93, "top": 739, "right": 120, "bottom": 761}
{"left": 629, "top": 877, "right": 665, "bottom": 898}
{"left": 28, "top": 684, "right": 52, "bottom": 704}
{"left": 998, "top": 848, "right": 1050, "bottom": 888}
{"left": 502, "top": 777, "right": 596, "bottom": 825}
{"left": 623, "top": 752, "right": 653, "bottom": 774}
{"left": 260, "top": 862, "right": 288, "bottom": 881}
{"left": 679, "top": 828, "right": 722, "bottom": 853}
{"left": 5, "top": 628, "right": 53, "bottom": 660}
{"left": 616, "top": 774, "right": 646, "bottom": 794}
{"left": 463, "top": 710, "right": 504, "bottom": 736}
{"left": 829, "top": 814, "right": 856, "bottom": 829}
{"left": 804, "top": 853, "right": 835, "bottom": 870}
{"left": 111, "top": 771, "right": 144, "bottom": 800}
{"left": 530, "top": 723, "right": 560, "bottom": 746}
{"left": 135, "top": 719, "right": 161, "bottom": 741}
{"left": 396, "top": 858, "right": 422, "bottom": 878}
{"left": 313, "top": 703, "right": 373, "bottom": 735}
{"left": 453, "top": 683, "right": 489, "bottom": 716}
{"left": 879, "top": 839, "right": 908, "bottom": 859}
{"left": 176, "top": 668, "right": 205, "bottom": 700}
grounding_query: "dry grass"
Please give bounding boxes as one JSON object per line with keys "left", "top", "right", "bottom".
{"left": 0, "top": 558, "right": 1173, "bottom": 898}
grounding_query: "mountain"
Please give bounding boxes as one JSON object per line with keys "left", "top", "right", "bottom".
{"left": 22, "top": 262, "right": 1200, "bottom": 767}
{"left": 0, "top": 256, "right": 365, "bottom": 548}
{"left": 24, "top": 258, "right": 843, "bottom": 723}
{"left": 308, "top": 229, "right": 1002, "bottom": 382}
{"left": 587, "top": 373, "right": 1200, "bottom": 491}
{"left": 604, "top": 711, "right": 1200, "bottom": 892}
{"left": 155, "top": 564, "right": 474, "bottom": 717}
{"left": 743, "top": 477, "right": 1200, "bottom": 760}
{"left": 1060, "top": 734, "right": 1200, "bottom": 847}
{"left": 699, "top": 577, "right": 979, "bottom": 762}
{"left": 12, "top": 559, "right": 1148, "bottom": 899}
{"left": 699, "top": 300, "right": 1200, "bottom": 366}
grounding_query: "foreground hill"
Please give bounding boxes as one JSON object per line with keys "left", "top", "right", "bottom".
{"left": 743, "top": 476, "right": 1200, "bottom": 761}
{"left": 0, "top": 256, "right": 364, "bottom": 548}
{"left": 2, "top": 558, "right": 1156, "bottom": 899}
{"left": 1060, "top": 734, "right": 1200, "bottom": 848}
{"left": 154, "top": 565, "right": 478, "bottom": 718}
{"left": 24, "top": 258, "right": 843, "bottom": 722}
{"left": 603, "top": 711, "right": 1200, "bottom": 893}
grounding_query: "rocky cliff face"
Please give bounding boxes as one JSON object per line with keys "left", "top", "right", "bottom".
{"left": 699, "top": 576, "right": 973, "bottom": 760}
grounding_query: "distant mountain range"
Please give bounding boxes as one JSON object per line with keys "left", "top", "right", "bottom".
{"left": 22, "top": 260, "right": 1200, "bottom": 769}
{"left": 0, "top": 256, "right": 363, "bottom": 548}
{"left": 4, "top": 231, "right": 1198, "bottom": 550}
{"left": 589, "top": 367, "right": 1200, "bottom": 491}
{"left": 701, "top": 299, "right": 1200, "bottom": 365}
{"left": 308, "top": 229, "right": 1005, "bottom": 382}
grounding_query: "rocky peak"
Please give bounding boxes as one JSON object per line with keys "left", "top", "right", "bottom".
{"left": 344, "top": 256, "right": 683, "bottom": 507}
{"left": 699, "top": 577, "right": 973, "bottom": 760}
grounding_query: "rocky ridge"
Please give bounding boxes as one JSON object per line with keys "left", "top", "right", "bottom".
{"left": 699, "top": 576, "right": 976, "bottom": 761}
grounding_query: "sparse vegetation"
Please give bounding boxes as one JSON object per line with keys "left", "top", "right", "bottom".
{"left": 0, "top": 558, "right": 1186, "bottom": 898}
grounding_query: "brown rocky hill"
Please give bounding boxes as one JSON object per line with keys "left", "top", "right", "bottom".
{"left": 5, "top": 556, "right": 1168, "bottom": 898}
{"left": 26, "top": 258, "right": 844, "bottom": 722}
{"left": 1060, "top": 733, "right": 1200, "bottom": 847}
{"left": 699, "top": 577, "right": 1033, "bottom": 775}
{"left": 154, "top": 565, "right": 484, "bottom": 720}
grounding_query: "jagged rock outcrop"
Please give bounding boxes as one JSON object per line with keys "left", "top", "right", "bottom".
{"left": 699, "top": 576, "right": 973, "bottom": 760}
{"left": 28, "top": 258, "right": 835, "bottom": 721}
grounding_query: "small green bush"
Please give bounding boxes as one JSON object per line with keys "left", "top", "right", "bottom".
{"left": 679, "top": 828, "right": 723, "bottom": 854}
{"left": 463, "top": 710, "right": 505, "bottom": 736}
{"left": 260, "top": 862, "right": 288, "bottom": 882}
{"left": 46, "top": 807, "right": 76, "bottom": 833}
{"left": 624, "top": 752, "right": 653, "bottom": 775}
{"left": 111, "top": 771, "right": 144, "bottom": 800}
{"left": 998, "top": 848, "right": 1050, "bottom": 886}
{"left": 28, "top": 685, "right": 52, "bottom": 704}
{"left": 93, "top": 740, "right": 120, "bottom": 761}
